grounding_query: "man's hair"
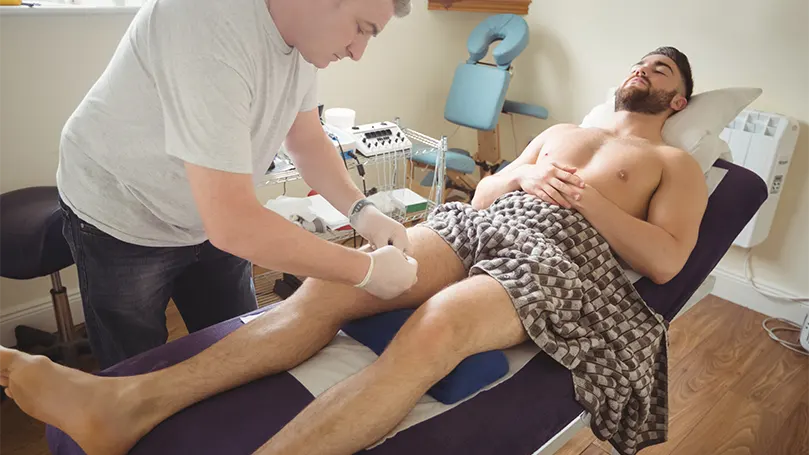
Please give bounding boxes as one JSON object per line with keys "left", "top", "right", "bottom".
{"left": 643, "top": 46, "right": 694, "bottom": 101}
{"left": 393, "top": 0, "right": 411, "bottom": 17}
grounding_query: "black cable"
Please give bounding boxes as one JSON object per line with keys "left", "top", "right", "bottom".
{"left": 347, "top": 151, "right": 369, "bottom": 196}
{"left": 326, "top": 126, "right": 369, "bottom": 196}
{"left": 335, "top": 139, "right": 350, "bottom": 170}
{"left": 321, "top": 116, "right": 349, "bottom": 171}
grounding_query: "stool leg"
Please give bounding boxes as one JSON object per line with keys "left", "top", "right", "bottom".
{"left": 50, "top": 271, "right": 75, "bottom": 343}
{"left": 50, "top": 271, "right": 80, "bottom": 367}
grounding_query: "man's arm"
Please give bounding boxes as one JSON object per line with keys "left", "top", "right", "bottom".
{"left": 562, "top": 148, "right": 708, "bottom": 284}
{"left": 471, "top": 124, "right": 580, "bottom": 210}
{"left": 283, "top": 110, "right": 411, "bottom": 253}
{"left": 185, "top": 163, "right": 418, "bottom": 299}
{"left": 184, "top": 163, "right": 371, "bottom": 285}
{"left": 284, "top": 109, "right": 365, "bottom": 215}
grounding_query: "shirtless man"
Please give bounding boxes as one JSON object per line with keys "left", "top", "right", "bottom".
{"left": 0, "top": 46, "right": 707, "bottom": 455}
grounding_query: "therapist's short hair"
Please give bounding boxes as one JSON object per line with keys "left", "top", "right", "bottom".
{"left": 644, "top": 46, "right": 694, "bottom": 101}
{"left": 393, "top": 0, "right": 412, "bottom": 17}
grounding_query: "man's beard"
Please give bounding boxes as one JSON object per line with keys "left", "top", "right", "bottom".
{"left": 614, "top": 82, "right": 677, "bottom": 115}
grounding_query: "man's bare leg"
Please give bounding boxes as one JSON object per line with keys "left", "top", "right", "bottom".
{"left": 254, "top": 272, "right": 529, "bottom": 455}
{"left": 0, "top": 226, "right": 465, "bottom": 455}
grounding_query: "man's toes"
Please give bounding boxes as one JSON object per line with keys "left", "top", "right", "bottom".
{"left": 0, "top": 345, "right": 16, "bottom": 375}
{"left": 0, "top": 345, "right": 28, "bottom": 374}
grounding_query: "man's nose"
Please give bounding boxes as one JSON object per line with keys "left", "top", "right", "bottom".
{"left": 633, "top": 66, "right": 648, "bottom": 77}
{"left": 347, "top": 40, "right": 368, "bottom": 61}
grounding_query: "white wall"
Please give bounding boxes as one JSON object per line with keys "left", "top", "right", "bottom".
{"left": 1, "top": 0, "right": 806, "bottom": 342}
{"left": 0, "top": 11, "right": 139, "bottom": 339}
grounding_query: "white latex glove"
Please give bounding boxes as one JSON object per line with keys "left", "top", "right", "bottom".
{"left": 355, "top": 245, "right": 418, "bottom": 300}
{"left": 350, "top": 202, "right": 412, "bottom": 254}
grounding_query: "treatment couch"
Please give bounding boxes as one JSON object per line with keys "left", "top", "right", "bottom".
{"left": 46, "top": 158, "right": 767, "bottom": 455}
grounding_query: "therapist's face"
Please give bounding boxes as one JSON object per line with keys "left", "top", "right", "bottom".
{"left": 296, "top": 0, "right": 395, "bottom": 69}
{"left": 614, "top": 55, "right": 688, "bottom": 115}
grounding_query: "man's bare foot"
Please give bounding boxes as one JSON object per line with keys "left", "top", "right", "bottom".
{"left": 0, "top": 345, "right": 156, "bottom": 455}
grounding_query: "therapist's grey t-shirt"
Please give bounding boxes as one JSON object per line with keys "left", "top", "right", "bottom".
{"left": 57, "top": 0, "right": 317, "bottom": 247}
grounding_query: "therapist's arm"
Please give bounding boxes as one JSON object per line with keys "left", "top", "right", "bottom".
{"left": 283, "top": 109, "right": 364, "bottom": 215}
{"left": 184, "top": 163, "right": 370, "bottom": 286}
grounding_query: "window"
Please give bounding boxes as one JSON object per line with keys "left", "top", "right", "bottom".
{"left": 43, "top": 0, "right": 144, "bottom": 5}
{"left": 427, "top": 0, "right": 532, "bottom": 15}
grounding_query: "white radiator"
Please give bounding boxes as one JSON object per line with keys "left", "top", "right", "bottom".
{"left": 720, "top": 109, "right": 801, "bottom": 248}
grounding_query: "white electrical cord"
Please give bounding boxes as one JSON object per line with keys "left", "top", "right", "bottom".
{"left": 762, "top": 317, "right": 808, "bottom": 356}
{"left": 742, "top": 251, "right": 809, "bottom": 355}
{"left": 743, "top": 249, "right": 809, "bottom": 303}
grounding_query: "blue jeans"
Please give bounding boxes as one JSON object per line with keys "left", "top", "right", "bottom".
{"left": 59, "top": 199, "right": 257, "bottom": 369}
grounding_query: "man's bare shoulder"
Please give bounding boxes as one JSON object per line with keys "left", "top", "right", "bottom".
{"left": 524, "top": 123, "right": 582, "bottom": 155}
{"left": 539, "top": 123, "right": 581, "bottom": 136}
{"left": 546, "top": 123, "right": 580, "bottom": 131}
{"left": 655, "top": 145, "right": 707, "bottom": 187}
{"left": 657, "top": 145, "right": 701, "bottom": 169}
{"left": 536, "top": 123, "right": 603, "bottom": 143}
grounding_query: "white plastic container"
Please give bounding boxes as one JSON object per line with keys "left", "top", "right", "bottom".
{"left": 324, "top": 108, "right": 356, "bottom": 130}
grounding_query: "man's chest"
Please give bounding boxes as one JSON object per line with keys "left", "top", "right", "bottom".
{"left": 542, "top": 130, "right": 665, "bottom": 218}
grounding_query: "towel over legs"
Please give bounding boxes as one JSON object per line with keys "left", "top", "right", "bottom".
{"left": 422, "top": 191, "right": 669, "bottom": 455}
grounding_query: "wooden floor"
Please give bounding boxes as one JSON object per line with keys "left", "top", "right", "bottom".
{"left": 1, "top": 295, "right": 807, "bottom": 455}
{"left": 555, "top": 296, "right": 809, "bottom": 455}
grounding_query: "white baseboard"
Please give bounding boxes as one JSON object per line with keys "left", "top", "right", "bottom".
{"left": 710, "top": 267, "right": 809, "bottom": 325}
{"left": 0, "top": 291, "right": 85, "bottom": 347}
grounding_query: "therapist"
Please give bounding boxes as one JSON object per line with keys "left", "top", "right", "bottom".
{"left": 56, "top": 0, "right": 416, "bottom": 369}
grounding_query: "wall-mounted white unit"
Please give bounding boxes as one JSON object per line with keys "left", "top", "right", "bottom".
{"left": 720, "top": 109, "right": 800, "bottom": 248}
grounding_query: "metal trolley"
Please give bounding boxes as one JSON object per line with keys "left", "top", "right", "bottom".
{"left": 252, "top": 121, "right": 449, "bottom": 301}
{"left": 256, "top": 122, "right": 449, "bottom": 242}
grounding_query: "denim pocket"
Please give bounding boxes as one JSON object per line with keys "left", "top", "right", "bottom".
{"left": 59, "top": 198, "right": 113, "bottom": 239}
{"left": 76, "top": 219, "right": 114, "bottom": 239}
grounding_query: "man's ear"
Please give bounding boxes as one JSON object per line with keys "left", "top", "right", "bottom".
{"left": 671, "top": 94, "right": 688, "bottom": 112}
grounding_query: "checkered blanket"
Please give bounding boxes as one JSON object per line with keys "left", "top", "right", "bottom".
{"left": 422, "top": 191, "right": 670, "bottom": 455}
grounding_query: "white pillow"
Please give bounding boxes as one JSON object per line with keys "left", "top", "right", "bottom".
{"left": 580, "top": 87, "right": 762, "bottom": 173}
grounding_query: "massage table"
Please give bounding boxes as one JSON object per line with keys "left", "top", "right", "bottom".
{"left": 46, "top": 159, "right": 767, "bottom": 455}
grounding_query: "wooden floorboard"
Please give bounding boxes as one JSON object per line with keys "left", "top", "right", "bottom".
{"left": 2, "top": 296, "right": 807, "bottom": 455}
{"left": 553, "top": 296, "right": 809, "bottom": 455}
{"left": 671, "top": 389, "right": 783, "bottom": 455}
{"left": 580, "top": 443, "right": 611, "bottom": 455}
{"left": 554, "top": 425, "right": 599, "bottom": 455}
{"left": 665, "top": 295, "right": 731, "bottom": 368}
{"left": 0, "top": 399, "right": 50, "bottom": 455}
{"left": 770, "top": 399, "right": 809, "bottom": 455}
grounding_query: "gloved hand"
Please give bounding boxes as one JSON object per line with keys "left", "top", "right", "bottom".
{"left": 355, "top": 245, "right": 418, "bottom": 300}
{"left": 349, "top": 199, "right": 412, "bottom": 254}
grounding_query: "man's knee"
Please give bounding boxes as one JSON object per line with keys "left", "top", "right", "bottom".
{"left": 386, "top": 295, "right": 480, "bottom": 372}
{"left": 283, "top": 277, "right": 372, "bottom": 330}
{"left": 384, "top": 277, "right": 527, "bottom": 372}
